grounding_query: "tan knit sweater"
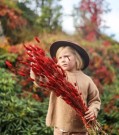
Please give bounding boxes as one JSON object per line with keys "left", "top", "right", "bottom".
{"left": 46, "top": 70, "right": 101, "bottom": 132}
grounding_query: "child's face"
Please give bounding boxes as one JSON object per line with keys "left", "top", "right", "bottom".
{"left": 57, "top": 48, "right": 77, "bottom": 72}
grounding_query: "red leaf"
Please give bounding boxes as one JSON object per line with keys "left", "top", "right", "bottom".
{"left": 5, "top": 60, "right": 13, "bottom": 68}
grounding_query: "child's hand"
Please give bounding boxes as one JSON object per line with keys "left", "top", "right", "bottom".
{"left": 84, "top": 108, "right": 95, "bottom": 121}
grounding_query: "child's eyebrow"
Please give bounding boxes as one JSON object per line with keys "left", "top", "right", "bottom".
{"left": 64, "top": 55, "right": 69, "bottom": 57}
{"left": 58, "top": 54, "right": 71, "bottom": 59}
{"left": 58, "top": 54, "right": 69, "bottom": 58}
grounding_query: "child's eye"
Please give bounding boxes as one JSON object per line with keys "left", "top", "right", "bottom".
{"left": 65, "top": 55, "right": 70, "bottom": 60}
{"left": 58, "top": 57, "right": 62, "bottom": 59}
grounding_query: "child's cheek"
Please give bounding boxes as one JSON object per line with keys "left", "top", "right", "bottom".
{"left": 57, "top": 61, "right": 61, "bottom": 66}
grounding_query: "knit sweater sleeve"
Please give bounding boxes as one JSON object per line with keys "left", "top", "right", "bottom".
{"left": 87, "top": 78, "right": 101, "bottom": 117}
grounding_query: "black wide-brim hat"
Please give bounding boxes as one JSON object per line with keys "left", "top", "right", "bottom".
{"left": 50, "top": 41, "right": 90, "bottom": 70}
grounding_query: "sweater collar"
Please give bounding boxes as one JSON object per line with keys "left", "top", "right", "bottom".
{"left": 66, "top": 70, "right": 82, "bottom": 76}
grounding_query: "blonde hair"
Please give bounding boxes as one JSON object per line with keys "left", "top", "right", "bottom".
{"left": 56, "top": 46, "right": 84, "bottom": 70}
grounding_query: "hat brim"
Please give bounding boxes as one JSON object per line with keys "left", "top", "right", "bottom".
{"left": 50, "top": 41, "right": 89, "bottom": 70}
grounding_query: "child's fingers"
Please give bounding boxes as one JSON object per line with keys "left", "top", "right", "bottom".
{"left": 84, "top": 110, "right": 95, "bottom": 120}
{"left": 85, "top": 113, "right": 94, "bottom": 119}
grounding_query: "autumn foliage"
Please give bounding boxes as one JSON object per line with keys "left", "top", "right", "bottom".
{"left": 1, "top": 34, "right": 119, "bottom": 134}
{"left": 0, "top": 3, "right": 27, "bottom": 29}
{"left": 78, "top": 0, "right": 109, "bottom": 41}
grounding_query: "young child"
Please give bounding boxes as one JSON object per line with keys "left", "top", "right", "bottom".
{"left": 31, "top": 40, "right": 101, "bottom": 135}
{"left": 46, "top": 41, "right": 101, "bottom": 135}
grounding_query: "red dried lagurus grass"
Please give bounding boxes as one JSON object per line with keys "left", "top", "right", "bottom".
{"left": 22, "top": 38, "right": 107, "bottom": 135}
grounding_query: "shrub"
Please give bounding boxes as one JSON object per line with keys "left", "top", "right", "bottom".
{"left": 0, "top": 68, "right": 53, "bottom": 135}
{"left": 0, "top": 48, "right": 18, "bottom": 68}
{"left": 98, "top": 78, "right": 119, "bottom": 134}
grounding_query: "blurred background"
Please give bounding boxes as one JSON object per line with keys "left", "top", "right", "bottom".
{"left": 0, "top": 0, "right": 119, "bottom": 135}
